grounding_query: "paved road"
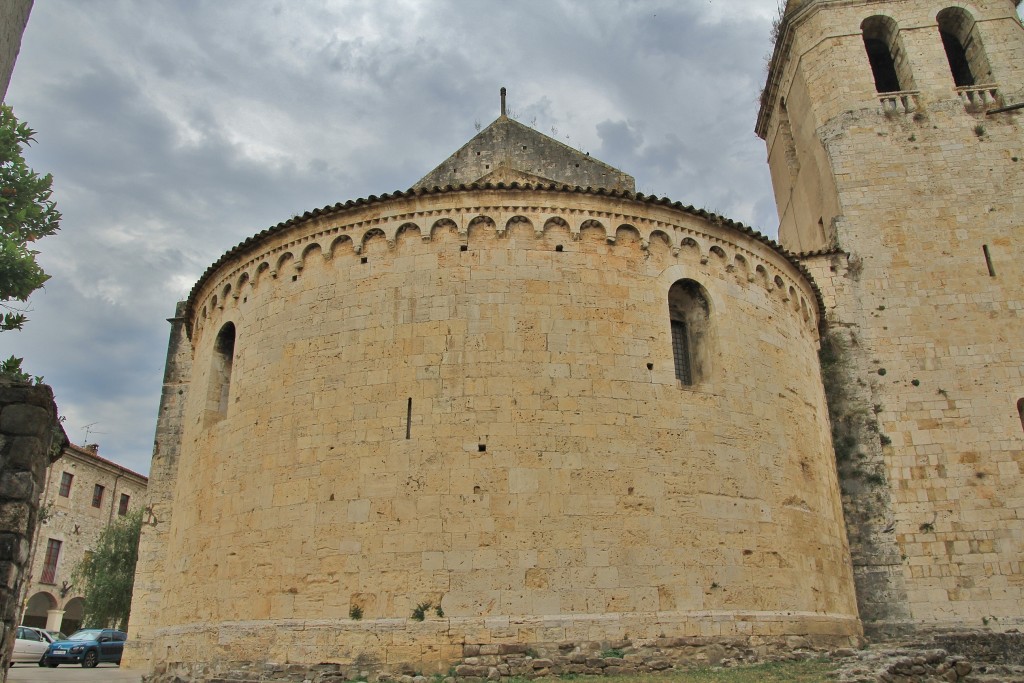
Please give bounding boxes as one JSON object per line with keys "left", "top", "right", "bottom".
{"left": 7, "top": 664, "right": 143, "bottom": 682}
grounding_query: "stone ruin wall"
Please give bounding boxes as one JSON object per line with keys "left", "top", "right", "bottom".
{"left": 0, "top": 383, "right": 64, "bottom": 676}
{"left": 127, "top": 187, "right": 861, "bottom": 678}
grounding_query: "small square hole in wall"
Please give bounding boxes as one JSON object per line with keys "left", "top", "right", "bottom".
{"left": 361, "top": 257, "right": 368, "bottom": 264}
{"left": 460, "top": 244, "right": 468, "bottom": 252}
{"left": 555, "top": 244, "right": 563, "bottom": 252}
{"left": 478, "top": 444, "right": 486, "bottom": 452}
{"left": 243, "top": 297, "right": 247, "bottom": 303}
{"left": 291, "top": 275, "right": 298, "bottom": 281}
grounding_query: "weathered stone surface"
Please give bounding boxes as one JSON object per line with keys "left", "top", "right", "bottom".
{"left": 0, "top": 381, "right": 65, "bottom": 671}
{"left": 762, "top": 0, "right": 1024, "bottom": 637}
{"left": 0, "top": 469, "right": 34, "bottom": 500}
{"left": 0, "top": 403, "right": 51, "bottom": 435}
{"left": 454, "top": 665, "right": 488, "bottom": 677}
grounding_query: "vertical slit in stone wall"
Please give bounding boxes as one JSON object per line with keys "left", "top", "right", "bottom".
{"left": 983, "top": 244, "right": 995, "bottom": 276}
{"left": 406, "top": 397, "right": 412, "bottom": 439}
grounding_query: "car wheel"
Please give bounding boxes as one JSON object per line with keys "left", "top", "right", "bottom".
{"left": 38, "top": 656, "right": 46, "bottom": 667}
{"left": 46, "top": 661, "right": 58, "bottom": 668}
{"left": 82, "top": 650, "right": 98, "bottom": 668}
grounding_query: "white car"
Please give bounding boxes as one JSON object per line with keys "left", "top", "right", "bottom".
{"left": 11, "top": 626, "right": 49, "bottom": 665}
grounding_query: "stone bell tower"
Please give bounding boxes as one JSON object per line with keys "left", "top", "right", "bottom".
{"left": 758, "top": 0, "right": 1024, "bottom": 637}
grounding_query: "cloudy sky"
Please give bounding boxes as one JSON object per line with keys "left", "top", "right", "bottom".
{"left": 2, "top": 0, "right": 795, "bottom": 475}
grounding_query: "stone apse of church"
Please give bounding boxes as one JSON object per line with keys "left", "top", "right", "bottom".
{"left": 126, "top": 0, "right": 1024, "bottom": 677}
{"left": 126, "top": 185, "right": 858, "bottom": 673}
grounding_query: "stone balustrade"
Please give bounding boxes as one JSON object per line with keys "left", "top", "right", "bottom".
{"left": 878, "top": 90, "right": 920, "bottom": 115}
{"left": 957, "top": 84, "right": 1001, "bottom": 110}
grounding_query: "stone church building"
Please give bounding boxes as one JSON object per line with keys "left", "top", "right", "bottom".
{"left": 125, "top": 0, "right": 1024, "bottom": 679}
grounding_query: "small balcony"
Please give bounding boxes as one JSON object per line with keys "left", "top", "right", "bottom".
{"left": 957, "top": 84, "right": 1001, "bottom": 111}
{"left": 878, "top": 90, "right": 920, "bottom": 114}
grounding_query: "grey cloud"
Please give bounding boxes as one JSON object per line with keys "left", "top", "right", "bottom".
{"left": 2, "top": 0, "right": 780, "bottom": 473}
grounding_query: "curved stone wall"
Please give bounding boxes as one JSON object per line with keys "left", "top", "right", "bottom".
{"left": 144, "top": 186, "right": 859, "bottom": 673}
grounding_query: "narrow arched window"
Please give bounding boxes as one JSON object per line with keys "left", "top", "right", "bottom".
{"left": 1017, "top": 398, "right": 1024, "bottom": 434}
{"left": 937, "top": 8, "right": 991, "bottom": 87}
{"left": 206, "top": 322, "right": 235, "bottom": 424}
{"left": 862, "top": 16, "right": 912, "bottom": 93}
{"left": 668, "top": 279, "right": 711, "bottom": 386}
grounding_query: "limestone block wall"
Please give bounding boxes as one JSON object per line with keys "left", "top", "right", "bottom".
{"left": 761, "top": 0, "right": 1024, "bottom": 636}
{"left": 761, "top": 0, "right": 1024, "bottom": 252}
{"left": 131, "top": 186, "right": 860, "bottom": 675}
{"left": 820, "top": 97, "right": 1024, "bottom": 633}
{"left": 123, "top": 304, "right": 189, "bottom": 668}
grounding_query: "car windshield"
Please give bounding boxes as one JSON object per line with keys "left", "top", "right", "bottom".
{"left": 67, "top": 629, "right": 103, "bottom": 641}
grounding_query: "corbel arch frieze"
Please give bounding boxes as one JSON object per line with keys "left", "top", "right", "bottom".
{"left": 251, "top": 261, "right": 271, "bottom": 290}
{"left": 329, "top": 234, "right": 355, "bottom": 259}
{"left": 394, "top": 221, "right": 423, "bottom": 247}
{"left": 187, "top": 193, "right": 825, "bottom": 337}
{"left": 359, "top": 227, "right": 389, "bottom": 254}
{"left": 733, "top": 253, "right": 753, "bottom": 282}
{"left": 646, "top": 229, "right": 673, "bottom": 255}
{"left": 502, "top": 214, "right": 533, "bottom": 237}
{"left": 295, "top": 243, "right": 323, "bottom": 271}
{"left": 234, "top": 272, "right": 250, "bottom": 298}
{"left": 676, "top": 233, "right": 705, "bottom": 261}
{"left": 540, "top": 216, "right": 572, "bottom": 243}
{"left": 536, "top": 212, "right": 573, "bottom": 239}
{"left": 708, "top": 244, "right": 729, "bottom": 268}
{"left": 271, "top": 251, "right": 294, "bottom": 278}
{"left": 429, "top": 216, "right": 461, "bottom": 241}
{"left": 574, "top": 218, "right": 608, "bottom": 243}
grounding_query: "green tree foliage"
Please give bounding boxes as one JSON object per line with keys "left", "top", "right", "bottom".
{"left": 72, "top": 509, "right": 143, "bottom": 630}
{"left": 0, "top": 104, "right": 61, "bottom": 377}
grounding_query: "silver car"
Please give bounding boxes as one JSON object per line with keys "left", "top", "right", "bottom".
{"left": 10, "top": 626, "right": 49, "bottom": 665}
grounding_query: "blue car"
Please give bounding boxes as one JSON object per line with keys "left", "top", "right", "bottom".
{"left": 40, "top": 628, "right": 126, "bottom": 667}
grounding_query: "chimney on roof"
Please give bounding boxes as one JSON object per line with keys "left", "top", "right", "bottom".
{"left": 500, "top": 87, "right": 507, "bottom": 117}
{"left": 84, "top": 443, "right": 98, "bottom": 453}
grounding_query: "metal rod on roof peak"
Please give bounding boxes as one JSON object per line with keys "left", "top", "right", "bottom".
{"left": 500, "top": 87, "right": 507, "bottom": 117}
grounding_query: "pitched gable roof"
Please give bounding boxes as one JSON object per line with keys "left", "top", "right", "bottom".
{"left": 413, "top": 115, "right": 635, "bottom": 192}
